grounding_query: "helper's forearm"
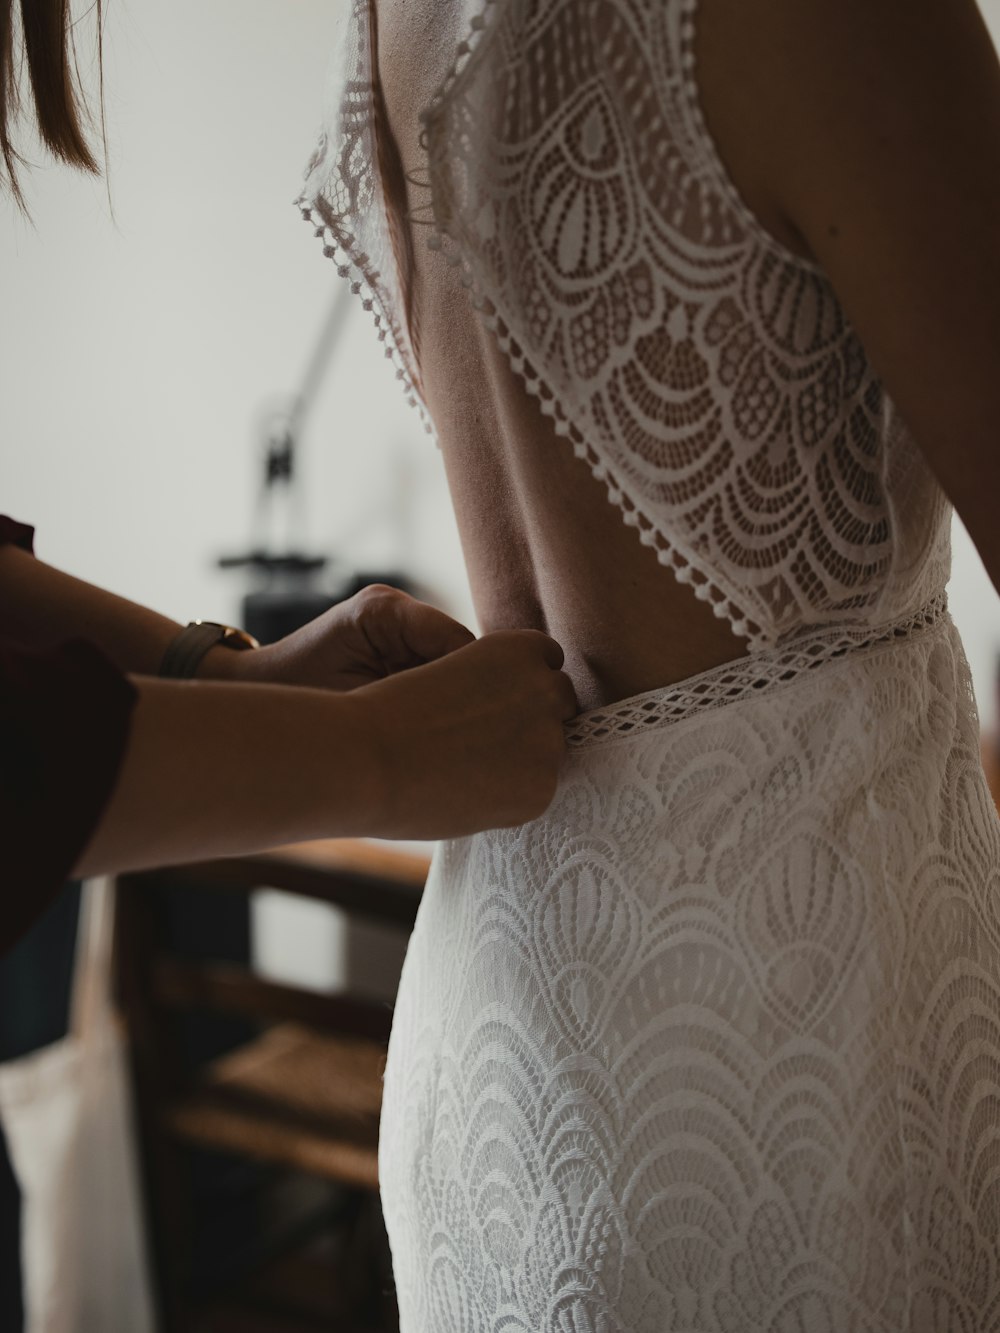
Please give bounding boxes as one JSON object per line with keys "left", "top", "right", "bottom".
{"left": 74, "top": 676, "right": 387, "bottom": 877}
{"left": 0, "top": 542, "right": 182, "bottom": 674}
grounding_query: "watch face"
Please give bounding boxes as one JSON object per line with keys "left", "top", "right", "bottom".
{"left": 221, "top": 626, "right": 261, "bottom": 651}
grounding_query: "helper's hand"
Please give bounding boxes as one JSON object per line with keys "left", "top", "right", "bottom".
{"left": 355, "top": 628, "right": 579, "bottom": 839}
{"left": 204, "top": 584, "right": 475, "bottom": 692}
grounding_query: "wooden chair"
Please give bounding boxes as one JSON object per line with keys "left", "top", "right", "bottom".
{"left": 114, "top": 839, "right": 430, "bottom": 1333}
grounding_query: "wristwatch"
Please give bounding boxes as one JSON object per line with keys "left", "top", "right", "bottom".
{"left": 158, "top": 620, "right": 260, "bottom": 679}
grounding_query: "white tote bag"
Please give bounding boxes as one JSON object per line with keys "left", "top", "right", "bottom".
{"left": 0, "top": 877, "right": 155, "bottom": 1333}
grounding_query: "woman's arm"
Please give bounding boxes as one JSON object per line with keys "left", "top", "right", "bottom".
{"left": 74, "top": 628, "right": 577, "bottom": 876}
{"left": 696, "top": 0, "right": 1000, "bottom": 592}
{"left": 0, "top": 538, "right": 481, "bottom": 689}
{"left": 0, "top": 521, "right": 577, "bottom": 888}
{"left": 0, "top": 540, "right": 183, "bottom": 674}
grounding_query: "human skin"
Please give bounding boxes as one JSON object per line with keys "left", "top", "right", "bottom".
{"left": 0, "top": 541, "right": 577, "bottom": 874}
{"left": 375, "top": 0, "right": 1000, "bottom": 712}
{"left": 696, "top": 0, "right": 1000, "bottom": 602}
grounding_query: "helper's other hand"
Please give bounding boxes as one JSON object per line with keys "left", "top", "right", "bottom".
{"left": 204, "top": 584, "right": 475, "bottom": 692}
{"left": 356, "top": 628, "right": 580, "bottom": 839}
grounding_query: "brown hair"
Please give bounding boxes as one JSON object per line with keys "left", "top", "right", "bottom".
{"left": 1, "top": 0, "right": 104, "bottom": 208}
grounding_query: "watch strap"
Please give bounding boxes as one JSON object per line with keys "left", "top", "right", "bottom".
{"left": 158, "top": 621, "right": 258, "bottom": 679}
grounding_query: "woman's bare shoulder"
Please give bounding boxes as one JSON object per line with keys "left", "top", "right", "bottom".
{"left": 696, "top": 0, "right": 1000, "bottom": 599}
{"left": 695, "top": 0, "right": 997, "bottom": 248}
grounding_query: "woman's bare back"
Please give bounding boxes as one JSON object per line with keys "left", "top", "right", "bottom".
{"left": 374, "top": 0, "right": 813, "bottom": 711}
{"left": 369, "top": 0, "right": 1000, "bottom": 717}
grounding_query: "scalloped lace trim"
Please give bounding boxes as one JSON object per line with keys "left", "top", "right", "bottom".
{"left": 564, "top": 591, "right": 950, "bottom": 749}
{"left": 432, "top": 240, "right": 765, "bottom": 645}
{"left": 418, "top": 0, "right": 771, "bottom": 650}
{"left": 299, "top": 0, "right": 926, "bottom": 661}
{"left": 294, "top": 198, "right": 437, "bottom": 441}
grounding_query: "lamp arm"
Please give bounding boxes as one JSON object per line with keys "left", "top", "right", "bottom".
{"left": 284, "top": 281, "right": 354, "bottom": 446}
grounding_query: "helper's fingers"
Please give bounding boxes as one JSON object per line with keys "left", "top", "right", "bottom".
{"left": 377, "top": 590, "right": 476, "bottom": 666}
{"left": 500, "top": 628, "right": 566, "bottom": 672}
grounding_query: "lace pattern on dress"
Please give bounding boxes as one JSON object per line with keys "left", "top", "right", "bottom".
{"left": 378, "top": 603, "right": 1000, "bottom": 1331}
{"left": 295, "top": 0, "right": 434, "bottom": 437}
{"left": 413, "top": 0, "right": 952, "bottom": 651}
{"left": 297, "top": 0, "right": 952, "bottom": 652}
{"left": 566, "top": 591, "right": 950, "bottom": 748}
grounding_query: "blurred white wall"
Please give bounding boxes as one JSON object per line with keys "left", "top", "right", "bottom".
{"left": 0, "top": 0, "right": 473, "bottom": 629}
{"left": 3, "top": 1, "right": 1000, "bottom": 988}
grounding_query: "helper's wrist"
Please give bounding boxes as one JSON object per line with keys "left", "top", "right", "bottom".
{"left": 347, "top": 675, "right": 418, "bottom": 839}
{"left": 160, "top": 621, "right": 260, "bottom": 681}
{"left": 195, "top": 641, "right": 247, "bottom": 681}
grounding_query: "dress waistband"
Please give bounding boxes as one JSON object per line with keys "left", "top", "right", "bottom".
{"left": 564, "top": 592, "right": 950, "bottom": 751}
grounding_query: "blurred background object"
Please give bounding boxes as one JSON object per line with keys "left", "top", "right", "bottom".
{"left": 216, "top": 280, "right": 417, "bottom": 644}
{"left": 114, "top": 841, "right": 430, "bottom": 1332}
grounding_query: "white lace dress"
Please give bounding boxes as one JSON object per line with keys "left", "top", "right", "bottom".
{"left": 298, "top": 1, "right": 1000, "bottom": 1327}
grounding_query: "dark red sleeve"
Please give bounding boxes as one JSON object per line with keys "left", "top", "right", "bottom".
{"left": 1, "top": 517, "right": 138, "bottom": 956}
{"left": 0, "top": 517, "right": 34, "bottom": 554}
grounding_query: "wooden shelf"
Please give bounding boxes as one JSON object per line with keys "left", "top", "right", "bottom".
{"left": 130, "top": 838, "right": 431, "bottom": 931}
{"left": 163, "top": 1023, "right": 384, "bottom": 1191}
